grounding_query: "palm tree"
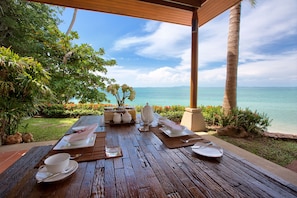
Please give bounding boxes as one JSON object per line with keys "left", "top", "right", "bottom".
{"left": 222, "top": 1, "right": 256, "bottom": 114}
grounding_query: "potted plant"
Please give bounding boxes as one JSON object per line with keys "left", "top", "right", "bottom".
{"left": 106, "top": 84, "right": 136, "bottom": 108}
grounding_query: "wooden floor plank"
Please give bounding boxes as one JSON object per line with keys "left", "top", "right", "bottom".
{"left": 1, "top": 116, "right": 297, "bottom": 198}
{"left": 104, "top": 159, "right": 116, "bottom": 198}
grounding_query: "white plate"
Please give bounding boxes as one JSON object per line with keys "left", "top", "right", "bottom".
{"left": 191, "top": 142, "right": 223, "bottom": 158}
{"left": 53, "top": 134, "right": 96, "bottom": 150}
{"left": 36, "top": 160, "right": 78, "bottom": 183}
{"left": 160, "top": 127, "right": 194, "bottom": 137}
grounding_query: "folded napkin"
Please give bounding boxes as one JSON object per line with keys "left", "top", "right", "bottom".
{"left": 64, "top": 123, "right": 98, "bottom": 142}
{"left": 168, "top": 124, "right": 184, "bottom": 131}
{"left": 159, "top": 119, "right": 184, "bottom": 131}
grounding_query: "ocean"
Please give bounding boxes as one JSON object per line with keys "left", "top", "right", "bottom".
{"left": 102, "top": 87, "right": 297, "bottom": 135}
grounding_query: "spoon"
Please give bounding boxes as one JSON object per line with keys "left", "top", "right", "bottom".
{"left": 180, "top": 137, "right": 203, "bottom": 143}
{"left": 37, "top": 167, "right": 73, "bottom": 183}
{"left": 70, "top": 154, "right": 82, "bottom": 160}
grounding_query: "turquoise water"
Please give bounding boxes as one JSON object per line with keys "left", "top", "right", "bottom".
{"left": 80, "top": 87, "right": 297, "bottom": 134}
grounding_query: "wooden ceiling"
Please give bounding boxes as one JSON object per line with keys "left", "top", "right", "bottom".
{"left": 28, "top": 0, "right": 241, "bottom": 26}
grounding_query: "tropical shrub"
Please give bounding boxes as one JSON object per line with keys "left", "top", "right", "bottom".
{"left": 159, "top": 111, "right": 184, "bottom": 123}
{"left": 201, "top": 106, "right": 272, "bottom": 135}
{"left": 0, "top": 47, "right": 54, "bottom": 141}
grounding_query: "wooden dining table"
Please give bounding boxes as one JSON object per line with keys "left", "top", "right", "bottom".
{"left": 1, "top": 115, "right": 297, "bottom": 198}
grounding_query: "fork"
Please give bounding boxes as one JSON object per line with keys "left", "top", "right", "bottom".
{"left": 191, "top": 142, "right": 213, "bottom": 149}
{"left": 180, "top": 137, "right": 203, "bottom": 143}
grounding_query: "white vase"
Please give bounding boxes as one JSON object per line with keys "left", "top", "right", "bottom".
{"left": 122, "top": 110, "right": 132, "bottom": 123}
{"left": 141, "top": 103, "right": 154, "bottom": 125}
{"left": 113, "top": 112, "right": 122, "bottom": 124}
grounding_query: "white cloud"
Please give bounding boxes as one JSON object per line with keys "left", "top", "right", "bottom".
{"left": 239, "top": 0, "right": 297, "bottom": 57}
{"left": 105, "top": 65, "right": 191, "bottom": 87}
{"left": 113, "top": 22, "right": 190, "bottom": 59}
{"left": 238, "top": 51, "right": 297, "bottom": 86}
{"left": 112, "top": 36, "right": 147, "bottom": 51}
{"left": 109, "top": 0, "right": 297, "bottom": 87}
{"left": 143, "top": 21, "right": 160, "bottom": 32}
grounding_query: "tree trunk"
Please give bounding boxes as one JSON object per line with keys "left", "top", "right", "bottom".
{"left": 222, "top": 3, "right": 241, "bottom": 114}
{"left": 66, "top": 8, "right": 77, "bottom": 35}
{"left": 63, "top": 8, "right": 77, "bottom": 64}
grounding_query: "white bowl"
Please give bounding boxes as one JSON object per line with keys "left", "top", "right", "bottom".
{"left": 168, "top": 125, "right": 186, "bottom": 134}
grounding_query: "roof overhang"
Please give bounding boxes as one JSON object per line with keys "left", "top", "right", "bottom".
{"left": 28, "top": 0, "right": 241, "bottom": 26}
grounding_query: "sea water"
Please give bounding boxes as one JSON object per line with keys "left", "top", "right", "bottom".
{"left": 77, "top": 87, "right": 297, "bottom": 135}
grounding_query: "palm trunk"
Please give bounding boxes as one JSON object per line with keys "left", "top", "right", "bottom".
{"left": 223, "top": 3, "right": 241, "bottom": 114}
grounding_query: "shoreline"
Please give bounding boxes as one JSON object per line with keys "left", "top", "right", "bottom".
{"left": 267, "top": 125, "right": 297, "bottom": 135}
{"left": 263, "top": 131, "right": 297, "bottom": 140}
{"left": 267, "top": 130, "right": 297, "bottom": 135}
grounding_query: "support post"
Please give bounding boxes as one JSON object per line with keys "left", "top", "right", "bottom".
{"left": 190, "top": 7, "right": 198, "bottom": 108}
{"left": 181, "top": 8, "right": 206, "bottom": 132}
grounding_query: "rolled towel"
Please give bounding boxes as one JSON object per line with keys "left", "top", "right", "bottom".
{"left": 64, "top": 123, "right": 98, "bottom": 142}
{"left": 159, "top": 118, "right": 185, "bottom": 133}
{"left": 168, "top": 124, "right": 184, "bottom": 132}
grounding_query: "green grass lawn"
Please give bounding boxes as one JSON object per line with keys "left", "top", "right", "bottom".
{"left": 212, "top": 133, "right": 297, "bottom": 167}
{"left": 20, "top": 117, "right": 78, "bottom": 141}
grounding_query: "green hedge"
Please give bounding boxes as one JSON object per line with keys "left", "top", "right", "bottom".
{"left": 38, "top": 103, "right": 104, "bottom": 118}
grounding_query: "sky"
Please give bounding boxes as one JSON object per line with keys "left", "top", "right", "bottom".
{"left": 58, "top": 0, "right": 297, "bottom": 88}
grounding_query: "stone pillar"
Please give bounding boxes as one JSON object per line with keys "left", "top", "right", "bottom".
{"left": 181, "top": 107, "right": 207, "bottom": 132}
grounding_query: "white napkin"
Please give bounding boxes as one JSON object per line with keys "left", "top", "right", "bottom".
{"left": 159, "top": 119, "right": 184, "bottom": 131}
{"left": 64, "top": 123, "right": 98, "bottom": 142}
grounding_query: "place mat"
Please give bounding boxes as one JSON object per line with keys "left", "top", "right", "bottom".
{"left": 36, "top": 132, "right": 122, "bottom": 168}
{"left": 150, "top": 127, "right": 204, "bottom": 149}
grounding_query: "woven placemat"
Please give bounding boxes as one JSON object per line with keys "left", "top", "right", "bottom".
{"left": 36, "top": 132, "right": 122, "bottom": 167}
{"left": 150, "top": 127, "right": 203, "bottom": 149}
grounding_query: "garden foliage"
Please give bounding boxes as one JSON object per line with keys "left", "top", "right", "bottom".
{"left": 1, "top": 0, "right": 116, "bottom": 104}
{"left": 0, "top": 47, "right": 54, "bottom": 139}
{"left": 40, "top": 103, "right": 271, "bottom": 135}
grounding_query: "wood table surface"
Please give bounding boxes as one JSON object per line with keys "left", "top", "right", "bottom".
{"left": 1, "top": 115, "right": 297, "bottom": 198}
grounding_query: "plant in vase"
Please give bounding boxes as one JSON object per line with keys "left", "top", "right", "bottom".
{"left": 106, "top": 83, "right": 136, "bottom": 109}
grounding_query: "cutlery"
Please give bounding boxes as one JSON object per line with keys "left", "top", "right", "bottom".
{"left": 70, "top": 154, "right": 82, "bottom": 160}
{"left": 180, "top": 137, "right": 203, "bottom": 143}
{"left": 191, "top": 142, "right": 223, "bottom": 153}
{"left": 37, "top": 167, "right": 73, "bottom": 183}
{"left": 191, "top": 142, "right": 213, "bottom": 149}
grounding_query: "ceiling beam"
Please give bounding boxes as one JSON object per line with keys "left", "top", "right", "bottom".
{"left": 27, "top": 0, "right": 241, "bottom": 26}
{"left": 140, "top": 0, "right": 194, "bottom": 11}
{"left": 164, "top": 0, "right": 206, "bottom": 8}
{"left": 140, "top": 0, "right": 207, "bottom": 11}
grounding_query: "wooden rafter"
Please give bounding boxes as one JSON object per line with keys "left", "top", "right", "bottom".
{"left": 140, "top": 0, "right": 207, "bottom": 11}
{"left": 28, "top": 0, "right": 241, "bottom": 27}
